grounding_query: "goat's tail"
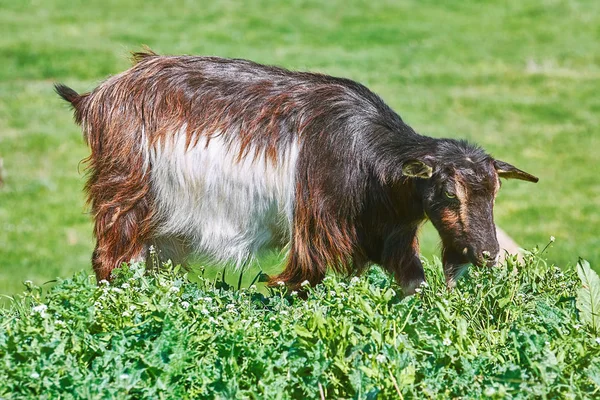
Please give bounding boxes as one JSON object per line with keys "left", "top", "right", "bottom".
{"left": 55, "top": 83, "right": 89, "bottom": 127}
{"left": 54, "top": 83, "right": 80, "bottom": 104}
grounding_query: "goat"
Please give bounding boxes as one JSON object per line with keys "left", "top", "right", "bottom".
{"left": 56, "top": 50, "right": 538, "bottom": 293}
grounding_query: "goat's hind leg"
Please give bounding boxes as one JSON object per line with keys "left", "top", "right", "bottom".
{"left": 91, "top": 193, "right": 156, "bottom": 282}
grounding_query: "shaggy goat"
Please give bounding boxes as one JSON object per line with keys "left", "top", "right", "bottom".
{"left": 56, "top": 51, "right": 538, "bottom": 293}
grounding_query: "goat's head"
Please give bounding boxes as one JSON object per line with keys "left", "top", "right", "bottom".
{"left": 403, "top": 140, "right": 538, "bottom": 268}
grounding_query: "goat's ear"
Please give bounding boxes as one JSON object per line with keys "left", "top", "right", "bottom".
{"left": 402, "top": 160, "right": 433, "bottom": 179}
{"left": 494, "top": 160, "right": 539, "bottom": 183}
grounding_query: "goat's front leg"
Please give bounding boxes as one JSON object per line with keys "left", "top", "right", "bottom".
{"left": 442, "top": 245, "right": 470, "bottom": 288}
{"left": 381, "top": 228, "right": 425, "bottom": 295}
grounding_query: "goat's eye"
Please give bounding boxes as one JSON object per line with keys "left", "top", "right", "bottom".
{"left": 445, "top": 191, "right": 456, "bottom": 199}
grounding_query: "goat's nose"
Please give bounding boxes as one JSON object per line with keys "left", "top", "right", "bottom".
{"left": 481, "top": 250, "right": 499, "bottom": 266}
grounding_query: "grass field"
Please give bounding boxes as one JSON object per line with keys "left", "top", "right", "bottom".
{"left": 1, "top": 0, "right": 599, "bottom": 297}
{"left": 3, "top": 255, "right": 600, "bottom": 398}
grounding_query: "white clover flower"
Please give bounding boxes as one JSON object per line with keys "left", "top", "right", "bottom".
{"left": 414, "top": 288, "right": 422, "bottom": 294}
{"left": 351, "top": 276, "right": 360, "bottom": 284}
{"left": 99, "top": 280, "right": 110, "bottom": 286}
{"left": 300, "top": 280, "right": 310, "bottom": 287}
{"left": 32, "top": 304, "right": 48, "bottom": 317}
{"left": 208, "top": 317, "right": 217, "bottom": 324}
{"left": 443, "top": 337, "right": 452, "bottom": 346}
{"left": 420, "top": 281, "right": 429, "bottom": 288}
{"left": 169, "top": 286, "right": 180, "bottom": 293}
{"left": 277, "top": 281, "right": 285, "bottom": 286}
{"left": 121, "top": 283, "right": 130, "bottom": 289}
{"left": 32, "top": 304, "right": 47, "bottom": 313}
{"left": 226, "top": 303, "right": 236, "bottom": 310}
{"left": 269, "top": 316, "right": 277, "bottom": 321}
{"left": 55, "top": 320, "right": 66, "bottom": 327}
{"left": 550, "top": 236, "right": 555, "bottom": 242}
{"left": 111, "top": 287, "right": 123, "bottom": 294}
{"left": 290, "top": 291, "right": 298, "bottom": 296}
{"left": 201, "top": 308, "right": 209, "bottom": 315}
{"left": 30, "top": 372, "right": 40, "bottom": 379}
{"left": 375, "top": 354, "right": 386, "bottom": 363}
{"left": 119, "top": 373, "right": 130, "bottom": 380}
{"left": 181, "top": 301, "right": 190, "bottom": 309}
{"left": 24, "top": 280, "right": 33, "bottom": 286}
{"left": 122, "top": 311, "right": 130, "bottom": 317}
{"left": 253, "top": 322, "right": 261, "bottom": 329}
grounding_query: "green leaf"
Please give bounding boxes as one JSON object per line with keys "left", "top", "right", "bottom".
{"left": 257, "top": 272, "right": 271, "bottom": 283}
{"left": 399, "top": 364, "right": 416, "bottom": 386}
{"left": 294, "top": 326, "right": 313, "bottom": 339}
{"left": 359, "top": 366, "right": 377, "bottom": 378}
{"left": 498, "top": 297, "right": 512, "bottom": 308}
{"left": 586, "top": 363, "right": 600, "bottom": 389}
{"left": 576, "top": 259, "right": 600, "bottom": 333}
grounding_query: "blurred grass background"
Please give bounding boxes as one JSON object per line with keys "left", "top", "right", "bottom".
{"left": 0, "top": 0, "right": 598, "bottom": 296}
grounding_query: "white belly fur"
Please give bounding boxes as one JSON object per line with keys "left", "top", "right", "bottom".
{"left": 149, "top": 126, "right": 299, "bottom": 268}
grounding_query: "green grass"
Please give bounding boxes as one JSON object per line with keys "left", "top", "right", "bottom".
{"left": 1, "top": 0, "right": 599, "bottom": 296}
{"left": 2, "top": 255, "right": 600, "bottom": 398}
